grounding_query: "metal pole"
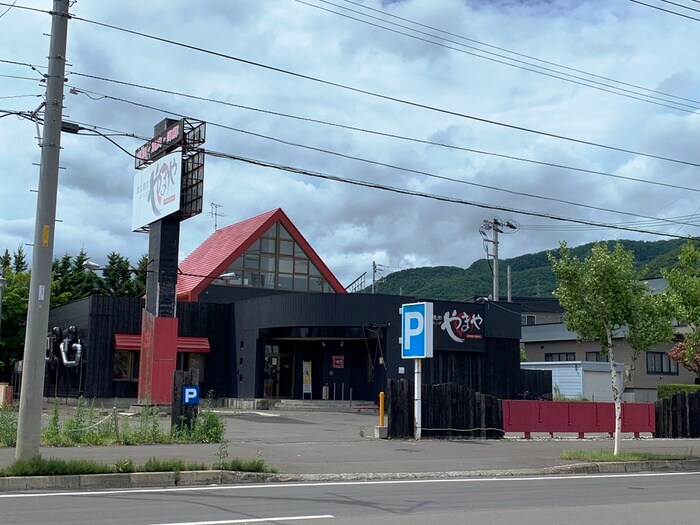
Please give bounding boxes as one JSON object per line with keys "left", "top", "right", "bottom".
{"left": 492, "top": 223, "right": 499, "bottom": 301}
{"left": 16, "top": 0, "right": 70, "bottom": 461}
{"left": 414, "top": 359, "right": 422, "bottom": 440}
{"left": 507, "top": 265, "right": 512, "bottom": 302}
{"left": 371, "top": 261, "right": 376, "bottom": 294}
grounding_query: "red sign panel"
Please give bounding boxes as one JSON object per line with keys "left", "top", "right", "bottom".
{"left": 332, "top": 355, "right": 345, "bottom": 369}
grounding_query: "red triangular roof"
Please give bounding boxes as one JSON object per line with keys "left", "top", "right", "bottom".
{"left": 176, "top": 208, "right": 345, "bottom": 301}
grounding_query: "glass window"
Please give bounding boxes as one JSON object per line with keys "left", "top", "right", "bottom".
{"left": 260, "top": 254, "right": 275, "bottom": 272}
{"left": 231, "top": 257, "right": 244, "bottom": 270}
{"left": 323, "top": 281, "right": 333, "bottom": 293}
{"left": 293, "top": 275, "right": 308, "bottom": 291}
{"left": 244, "top": 253, "right": 259, "bottom": 270}
{"left": 544, "top": 352, "right": 575, "bottom": 362}
{"left": 114, "top": 352, "right": 131, "bottom": 380}
{"left": 260, "top": 272, "right": 275, "bottom": 288}
{"left": 309, "top": 277, "right": 323, "bottom": 292}
{"left": 261, "top": 238, "right": 276, "bottom": 253}
{"left": 309, "top": 263, "right": 321, "bottom": 277}
{"left": 278, "top": 274, "right": 293, "bottom": 290}
{"left": 279, "top": 257, "right": 293, "bottom": 273}
{"left": 280, "top": 225, "right": 292, "bottom": 240}
{"left": 294, "top": 243, "right": 304, "bottom": 257}
{"left": 280, "top": 240, "right": 294, "bottom": 256}
{"left": 585, "top": 351, "right": 606, "bottom": 362}
{"left": 262, "top": 225, "right": 276, "bottom": 239}
{"left": 646, "top": 352, "right": 678, "bottom": 374}
{"left": 294, "top": 258, "right": 309, "bottom": 274}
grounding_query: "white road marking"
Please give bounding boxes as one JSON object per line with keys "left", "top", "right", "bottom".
{"left": 0, "top": 471, "right": 697, "bottom": 499}
{"left": 151, "top": 515, "right": 334, "bottom": 525}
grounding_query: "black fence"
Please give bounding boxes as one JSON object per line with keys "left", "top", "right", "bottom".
{"left": 387, "top": 379, "right": 503, "bottom": 439}
{"left": 655, "top": 391, "right": 700, "bottom": 438}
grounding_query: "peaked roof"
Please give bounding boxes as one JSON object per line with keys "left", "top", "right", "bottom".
{"left": 176, "top": 208, "right": 345, "bottom": 301}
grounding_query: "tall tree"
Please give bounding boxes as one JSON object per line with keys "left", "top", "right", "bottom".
{"left": 549, "top": 242, "right": 673, "bottom": 455}
{"left": 0, "top": 249, "right": 10, "bottom": 270}
{"left": 663, "top": 242, "right": 700, "bottom": 381}
{"left": 102, "top": 252, "right": 135, "bottom": 296}
{"left": 67, "top": 249, "right": 104, "bottom": 299}
{"left": 0, "top": 268, "right": 30, "bottom": 379}
{"left": 12, "top": 245, "right": 28, "bottom": 273}
{"left": 133, "top": 253, "right": 149, "bottom": 297}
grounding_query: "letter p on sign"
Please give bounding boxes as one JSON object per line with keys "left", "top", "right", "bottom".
{"left": 400, "top": 302, "right": 433, "bottom": 359}
{"left": 182, "top": 385, "right": 200, "bottom": 405}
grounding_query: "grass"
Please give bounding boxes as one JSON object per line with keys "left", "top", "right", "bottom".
{"left": 561, "top": 449, "right": 692, "bottom": 462}
{"left": 0, "top": 455, "right": 278, "bottom": 477}
{"left": 0, "top": 397, "right": 227, "bottom": 448}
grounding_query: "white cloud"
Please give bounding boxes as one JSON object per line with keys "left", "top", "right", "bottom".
{"left": 1, "top": 0, "right": 699, "bottom": 286}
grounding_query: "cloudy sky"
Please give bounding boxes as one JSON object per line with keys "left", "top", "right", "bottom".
{"left": 1, "top": 0, "right": 700, "bottom": 287}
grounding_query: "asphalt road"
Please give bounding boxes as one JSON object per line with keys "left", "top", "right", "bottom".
{"left": 1, "top": 471, "right": 698, "bottom": 525}
{"left": 2, "top": 408, "right": 698, "bottom": 474}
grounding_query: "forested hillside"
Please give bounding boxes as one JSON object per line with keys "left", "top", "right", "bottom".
{"left": 367, "top": 238, "right": 693, "bottom": 301}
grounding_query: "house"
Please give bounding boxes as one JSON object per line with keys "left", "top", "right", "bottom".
{"left": 38, "top": 208, "right": 524, "bottom": 403}
{"left": 518, "top": 290, "right": 696, "bottom": 402}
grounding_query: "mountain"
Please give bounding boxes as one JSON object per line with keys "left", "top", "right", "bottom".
{"left": 365, "top": 238, "right": 693, "bottom": 301}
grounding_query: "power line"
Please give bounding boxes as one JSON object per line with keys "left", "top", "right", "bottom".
{"left": 64, "top": 84, "right": 700, "bottom": 229}
{"left": 295, "top": 0, "right": 700, "bottom": 113}
{"left": 629, "top": 0, "right": 700, "bottom": 21}
{"left": 65, "top": 78, "right": 700, "bottom": 195}
{"left": 203, "top": 148, "right": 697, "bottom": 240}
{"left": 658, "top": 0, "right": 700, "bottom": 14}
{"left": 51, "top": 108, "right": 700, "bottom": 238}
{"left": 66, "top": 14, "right": 700, "bottom": 168}
{"left": 0, "top": 0, "right": 17, "bottom": 19}
{"left": 336, "top": 0, "right": 700, "bottom": 106}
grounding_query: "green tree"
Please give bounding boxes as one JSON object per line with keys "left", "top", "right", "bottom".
{"left": 12, "top": 245, "right": 28, "bottom": 273}
{"left": 0, "top": 268, "right": 30, "bottom": 379}
{"left": 0, "top": 249, "right": 10, "bottom": 270}
{"left": 549, "top": 242, "right": 673, "bottom": 455}
{"left": 67, "top": 249, "right": 104, "bottom": 299}
{"left": 663, "top": 242, "right": 700, "bottom": 381}
{"left": 102, "top": 252, "right": 135, "bottom": 296}
{"left": 133, "top": 254, "right": 149, "bottom": 297}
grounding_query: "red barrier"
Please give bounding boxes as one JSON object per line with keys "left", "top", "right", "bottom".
{"left": 502, "top": 400, "right": 655, "bottom": 438}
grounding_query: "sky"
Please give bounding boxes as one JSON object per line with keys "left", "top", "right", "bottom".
{"left": 1, "top": 0, "right": 700, "bottom": 288}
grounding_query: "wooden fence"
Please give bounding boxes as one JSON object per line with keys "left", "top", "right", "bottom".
{"left": 386, "top": 379, "right": 503, "bottom": 439}
{"left": 655, "top": 391, "right": 700, "bottom": 438}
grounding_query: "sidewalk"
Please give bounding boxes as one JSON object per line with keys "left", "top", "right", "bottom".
{"left": 1, "top": 406, "right": 699, "bottom": 491}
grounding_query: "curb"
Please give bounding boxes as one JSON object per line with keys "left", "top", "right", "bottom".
{"left": 1, "top": 459, "right": 699, "bottom": 492}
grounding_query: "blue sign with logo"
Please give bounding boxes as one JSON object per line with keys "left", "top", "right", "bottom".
{"left": 400, "top": 302, "right": 434, "bottom": 359}
{"left": 182, "top": 385, "right": 200, "bottom": 405}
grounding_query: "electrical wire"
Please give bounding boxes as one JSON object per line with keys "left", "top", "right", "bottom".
{"left": 0, "top": 0, "right": 17, "bottom": 19}
{"left": 64, "top": 84, "right": 700, "bottom": 229}
{"left": 337, "top": 0, "right": 700, "bottom": 106}
{"left": 295, "top": 0, "right": 700, "bottom": 113}
{"left": 630, "top": 0, "right": 700, "bottom": 21}
{"left": 65, "top": 79, "right": 700, "bottom": 195}
{"left": 203, "top": 148, "right": 697, "bottom": 240}
{"left": 66, "top": 14, "right": 700, "bottom": 168}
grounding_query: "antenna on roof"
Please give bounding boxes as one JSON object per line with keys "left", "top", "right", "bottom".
{"left": 208, "top": 202, "right": 226, "bottom": 231}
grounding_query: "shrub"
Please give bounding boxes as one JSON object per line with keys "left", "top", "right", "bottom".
{"left": 1, "top": 456, "right": 113, "bottom": 476}
{"left": 0, "top": 407, "right": 17, "bottom": 447}
{"left": 143, "top": 457, "right": 206, "bottom": 472}
{"left": 657, "top": 384, "right": 700, "bottom": 400}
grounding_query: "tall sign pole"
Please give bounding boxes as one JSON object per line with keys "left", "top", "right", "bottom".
{"left": 400, "top": 302, "right": 433, "bottom": 440}
{"left": 16, "top": 0, "right": 70, "bottom": 461}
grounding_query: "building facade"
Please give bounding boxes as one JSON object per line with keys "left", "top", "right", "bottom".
{"left": 40, "top": 208, "right": 523, "bottom": 403}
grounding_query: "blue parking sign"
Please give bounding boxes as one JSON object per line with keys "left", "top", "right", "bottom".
{"left": 400, "top": 302, "right": 434, "bottom": 359}
{"left": 182, "top": 385, "right": 200, "bottom": 405}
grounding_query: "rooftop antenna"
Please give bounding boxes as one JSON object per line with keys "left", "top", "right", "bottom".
{"left": 208, "top": 202, "right": 225, "bottom": 231}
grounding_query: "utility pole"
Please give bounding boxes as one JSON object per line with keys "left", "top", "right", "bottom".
{"left": 372, "top": 261, "right": 377, "bottom": 294}
{"left": 480, "top": 218, "right": 518, "bottom": 302}
{"left": 16, "top": 0, "right": 70, "bottom": 461}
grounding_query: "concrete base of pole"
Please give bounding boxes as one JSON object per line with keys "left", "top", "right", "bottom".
{"left": 374, "top": 426, "right": 388, "bottom": 439}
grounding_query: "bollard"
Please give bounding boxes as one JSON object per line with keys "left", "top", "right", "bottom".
{"left": 379, "top": 391, "right": 385, "bottom": 427}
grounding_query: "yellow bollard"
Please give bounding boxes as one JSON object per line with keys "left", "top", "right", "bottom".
{"left": 379, "top": 391, "right": 385, "bottom": 427}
